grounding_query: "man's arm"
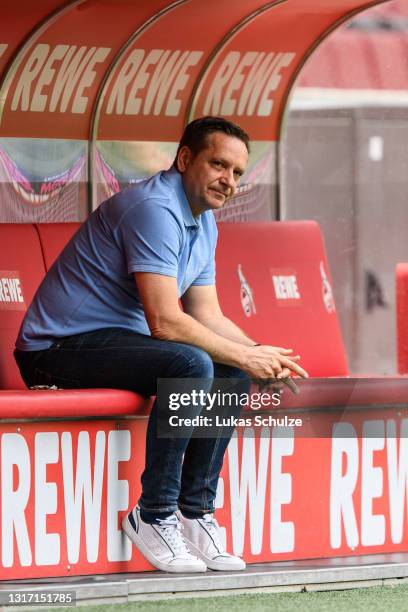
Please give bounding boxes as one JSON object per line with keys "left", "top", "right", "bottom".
{"left": 135, "top": 272, "right": 308, "bottom": 382}
{"left": 181, "top": 284, "right": 255, "bottom": 346}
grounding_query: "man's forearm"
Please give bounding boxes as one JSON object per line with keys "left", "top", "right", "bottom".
{"left": 150, "top": 311, "right": 252, "bottom": 369}
{"left": 150, "top": 309, "right": 308, "bottom": 383}
{"left": 190, "top": 313, "right": 256, "bottom": 347}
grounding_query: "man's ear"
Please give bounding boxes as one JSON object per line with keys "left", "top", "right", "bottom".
{"left": 176, "top": 145, "right": 192, "bottom": 173}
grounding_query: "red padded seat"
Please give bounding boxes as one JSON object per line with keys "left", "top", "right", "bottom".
{"left": 0, "top": 389, "right": 152, "bottom": 418}
{"left": 0, "top": 222, "right": 148, "bottom": 416}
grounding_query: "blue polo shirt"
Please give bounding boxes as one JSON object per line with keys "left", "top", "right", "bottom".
{"left": 16, "top": 166, "right": 218, "bottom": 351}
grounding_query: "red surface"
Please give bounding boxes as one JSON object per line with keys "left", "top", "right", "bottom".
{"left": 299, "top": 29, "right": 408, "bottom": 90}
{"left": 2, "top": 225, "right": 408, "bottom": 580}
{"left": 0, "top": 389, "right": 151, "bottom": 418}
{"left": 36, "top": 222, "right": 80, "bottom": 270}
{"left": 216, "top": 221, "right": 349, "bottom": 377}
{"left": 0, "top": 224, "right": 46, "bottom": 389}
{"left": 396, "top": 263, "right": 408, "bottom": 374}
{"left": 278, "top": 376, "right": 408, "bottom": 411}
{"left": 2, "top": 402, "right": 408, "bottom": 579}
{"left": 0, "top": 0, "right": 388, "bottom": 140}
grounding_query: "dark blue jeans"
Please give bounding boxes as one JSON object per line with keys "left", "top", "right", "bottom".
{"left": 15, "top": 328, "right": 250, "bottom": 520}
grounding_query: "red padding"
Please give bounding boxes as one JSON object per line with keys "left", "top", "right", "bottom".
{"left": 0, "top": 224, "right": 46, "bottom": 389}
{"left": 0, "top": 389, "right": 153, "bottom": 419}
{"left": 36, "top": 222, "right": 81, "bottom": 270}
{"left": 396, "top": 263, "right": 408, "bottom": 375}
{"left": 278, "top": 376, "right": 408, "bottom": 411}
{"left": 216, "top": 222, "right": 348, "bottom": 377}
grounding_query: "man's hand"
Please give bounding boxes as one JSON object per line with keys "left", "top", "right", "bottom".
{"left": 253, "top": 376, "right": 300, "bottom": 395}
{"left": 241, "top": 345, "right": 308, "bottom": 385}
{"left": 134, "top": 273, "right": 308, "bottom": 388}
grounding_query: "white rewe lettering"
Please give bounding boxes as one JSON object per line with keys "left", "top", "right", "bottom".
{"left": 12, "top": 44, "right": 50, "bottom": 111}
{"left": 330, "top": 423, "right": 359, "bottom": 549}
{"left": 72, "top": 47, "right": 110, "bottom": 114}
{"left": 214, "top": 477, "right": 226, "bottom": 550}
{"left": 228, "top": 429, "right": 270, "bottom": 556}
{"left": 31, "top": 45, "right": 69, "bottom": 112}
{"left": 62, "top": 431, "right": 106, "bottom": 564}
{"left": 1, "top": 278, "right": 9, "bottom": 300}
{"left": 1, "top": 434, "right": 32, "bottom": 567}
{"left": 106, "top": 49, "right": 145, "bottom": 114}
{"left": 387, "top": 419, "right": 408, "bottom": 544}
{"left": 126, "top": 49, "right": 163, "bottom": 115}
{"left": 203, "top": 50, "right": 296, "bottom": 117}
{"left": 107, "top": 430, "right": 132, "bottom": 562}
{"left": 272, "top": 275, "right": 300, "bottom": 300}
{"left": 165, "top": 51, "right": 202, "bottom": 116}
{"left": 270, "top": 427, "right": 294, "bottom": 553}
{"left": 11, "top": 44, "right": 111, "bottom": 114}
{"left": 35, "top": 432, "right": 60, "bottom": 565}
{"left": 361, "top": 420, "right": 385, "bottom": 546}
{"left": 107, "top": 49, "right": 203, "bottom": 116}
{"left": 0, "top": 278, "right": 24, "bottom": 303}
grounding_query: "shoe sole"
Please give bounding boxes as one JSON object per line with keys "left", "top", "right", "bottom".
{"left": 122, "top": 514, "right": 207, "bottom": 574}
{"left": 183, "top": 536, "right": 246, "bottom": 571}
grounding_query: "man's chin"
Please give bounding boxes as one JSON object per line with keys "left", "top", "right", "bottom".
{"left": 207, "top": 194, "right": 227, "bottom": 208}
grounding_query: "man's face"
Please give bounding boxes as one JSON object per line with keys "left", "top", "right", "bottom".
{"left": 177, "top": 132, "right": 248, "bottom": 216}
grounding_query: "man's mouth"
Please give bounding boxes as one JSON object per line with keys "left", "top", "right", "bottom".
{"left": 209, "top": 188, "right": 229, "bottom": 201}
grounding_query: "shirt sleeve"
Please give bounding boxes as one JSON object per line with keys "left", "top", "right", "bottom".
{"left": 191, "top": 258, "right": 216, "bottom": 286}
{"left": 118, "top": 198, "right": 183, "bottom": 277}
{"left": 191, "top": 213, "right": 217, "bottom": 286}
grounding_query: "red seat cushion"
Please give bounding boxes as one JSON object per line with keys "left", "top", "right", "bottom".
{"left": 0, "top": 388, "right": 152, "bottom": 418}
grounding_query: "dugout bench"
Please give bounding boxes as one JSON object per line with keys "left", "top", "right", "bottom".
{"left": 0, "top": 222, "right": 408, "bottom": 581}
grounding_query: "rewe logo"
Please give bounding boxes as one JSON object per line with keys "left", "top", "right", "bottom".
{"left": 272, "top": 273, "right": 300, "bottom": 304}
{"left": 0, "top": 271, "right": 25, "bottom": 310}
{"left": 237, "top": 264, "right": 256, "bottom": 317}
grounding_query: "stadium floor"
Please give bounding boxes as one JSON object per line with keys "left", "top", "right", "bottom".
{"left": 2, "top": 554, "right": 408, "bottom": 610}
{"left": 41, "top": 584, "right": 408, "bottom": 612}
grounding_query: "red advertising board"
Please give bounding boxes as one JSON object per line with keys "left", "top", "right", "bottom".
{"left": 0, "top": 0, "right": 173, "bottom": 139}
{"left": 96, "top": 0, "right": 267, "bottom": 142}
{"left": 1, "top": 404, "right": 408, "bottom": 580}
{"left": 190, "top": 0, "right": 381, "bottom": 140}
{"left": 0, "top": 0, "right": 387, "bottom": 140}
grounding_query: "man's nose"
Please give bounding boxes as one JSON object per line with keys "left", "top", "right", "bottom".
{"left": 219, "top": 169, "right": 235, "bottom": 190}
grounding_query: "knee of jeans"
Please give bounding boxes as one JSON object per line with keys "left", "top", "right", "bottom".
{"left": 215, "top": 364, "right": 251, "bottom": 387}
{"left": 179, "top": 346, "right": 214, "bottom": 379}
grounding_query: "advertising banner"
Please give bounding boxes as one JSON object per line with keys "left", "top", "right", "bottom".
{"left": 1, "top": 401, "right": 408, "bottom": 580}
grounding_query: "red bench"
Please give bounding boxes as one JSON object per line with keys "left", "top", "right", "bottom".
{"left": 0, "top": 223, "right": 150, "bottom": 418}
{"left": 1, "top": 221, "right": 406, "bottom": 416}
{"left": 2, "top": 221, "right": 408, "bottom": 581}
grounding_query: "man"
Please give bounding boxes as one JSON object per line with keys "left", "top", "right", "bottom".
{"left": 15, "top": 116, "right": 308, "bottom": 574}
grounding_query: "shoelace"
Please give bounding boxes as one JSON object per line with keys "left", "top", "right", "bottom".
{"left": 156, "top": 516, "right": 190, "bottom": 556}
{"left": 201, "top": 514, "right": 225, "bottom": 552}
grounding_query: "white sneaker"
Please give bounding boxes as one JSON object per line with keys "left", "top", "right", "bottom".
{"left": 122, "top": 506, "right": 207, "bottom": 573}
{"left": 179, "top": 513, "right": 246, "bottom": 571}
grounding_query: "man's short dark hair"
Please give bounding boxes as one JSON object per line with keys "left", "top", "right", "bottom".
{"left": 176, "top": 116, "right": 250, "bottom": 159}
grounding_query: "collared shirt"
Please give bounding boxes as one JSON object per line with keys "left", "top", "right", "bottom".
{"left": 16, "top": 166, "right": 218, "bottom": 351}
